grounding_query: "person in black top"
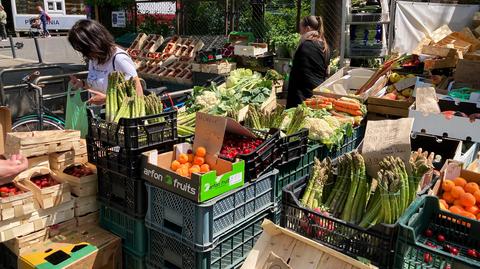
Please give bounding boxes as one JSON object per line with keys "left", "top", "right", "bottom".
{"left": 287, "top": 16, "right": 330, "bottom": 108}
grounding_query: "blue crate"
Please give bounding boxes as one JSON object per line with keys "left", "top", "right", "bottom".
{"left": 145, "top": 169, "right": 277, "bottom": 249}
{"left": 145, "top": 211, "right": 268, "bottom": 269}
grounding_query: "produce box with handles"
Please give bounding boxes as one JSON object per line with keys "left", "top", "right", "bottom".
{"left": 281, "top": 149, "right": 435, "bottom": 268}
{"left": 394, "top": 195, "right": 480, "bottom": 269}
{"left": 0, "top": 181, "right": 35, "bottom": 221}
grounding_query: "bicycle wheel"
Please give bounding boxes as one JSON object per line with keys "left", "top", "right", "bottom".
{"left": 12, "top": 115, "right": 64, "bottom": 132}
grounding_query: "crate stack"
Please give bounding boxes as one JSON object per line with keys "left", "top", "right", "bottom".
{"left": 86, "top": 106, "right": 179, "bottom": 269}
{"left": 0, "top": 130, "right": 99, "bottom": 268}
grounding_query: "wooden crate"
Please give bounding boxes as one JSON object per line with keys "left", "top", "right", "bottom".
{"left": 367, "top": 97, "right": 414, "bottom": 117}
{"left": 54, "top": 163, "right": 97, "bottom": 197}
{"left": 27, "top": 155, "right": 50, "bottom": 170}
{"left": 74, "top": 195, "right": 98, "bottom": 217}
{"left": 0, "top": 213, "right": 46, "bottom": 242}
{"left": 17, "top": 167, "right": 71, "bottom": 209}
{"left": 0, "top": 183, "right": 35, "bottom": 221}
{"left": 4, "top": 229, "right": 48, "bottom": 256}
{"left": 36, "top": 198, "right": 75, "bottom": 228}
{"left": 5, "top": 130, "right": 81, "bottom": 158}
{"left": 49, "top": 139, "right": 87, "bottom": 170}
{"left": 48, "top": 217, "right": 77, "bottom": 237}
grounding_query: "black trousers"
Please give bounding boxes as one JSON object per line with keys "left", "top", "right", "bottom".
{"left": 0, "top": 23, "right": 6, "bottom": 40}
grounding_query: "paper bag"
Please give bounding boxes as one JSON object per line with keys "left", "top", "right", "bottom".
{"left": 361, "top": 118, "right": 414, "bottom": 177}
{"left": 416, "top": 87, "right": 440, "bottom": 113}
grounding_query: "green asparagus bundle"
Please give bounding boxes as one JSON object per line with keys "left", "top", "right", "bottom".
{"left": 178, "top": 111, "right": 196, "bottom": 136}
{"left": 300, "top": 158, "right": 332, "bottom": 210}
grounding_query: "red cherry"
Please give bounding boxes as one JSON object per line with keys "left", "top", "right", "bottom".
{"left": 437, "top": 235, "right": 445, "bottom": 242}
{"left": 424, "top": 229, "right": 433, "bottom": 237}
{"left": 424, "top": 253, "right": 432, "bottom": 263}
{"left": 467, "top": 249, "right": 477, "bottom": 258}
{"left": 450, "top": 247, "right": 459, "bottom": 256}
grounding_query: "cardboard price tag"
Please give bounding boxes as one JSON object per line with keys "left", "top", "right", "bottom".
{"left": 416, "top": 87, "right": 440, "bottom": 113}
{"left": 361, "top": 118, "right": 414, "bottom": 177}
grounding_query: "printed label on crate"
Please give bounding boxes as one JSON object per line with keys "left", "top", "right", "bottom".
{"left": 229, "top": 173, "right": 242, "bottom": 185}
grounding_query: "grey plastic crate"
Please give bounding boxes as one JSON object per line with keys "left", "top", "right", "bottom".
{"left": 145, "top": 211, "right": 268, "bottom": 269}
{"left": 145, "top": 169, "right": 277, "bottom": 249}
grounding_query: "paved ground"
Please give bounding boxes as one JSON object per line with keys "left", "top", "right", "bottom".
{"left": 0, "top": 36, "right": 84, "bottom": 65}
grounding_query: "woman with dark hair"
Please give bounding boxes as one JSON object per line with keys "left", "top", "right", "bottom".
{"left": 68, "top": 19, "right": 142, "bottom": 105}
{"left": 286, "top": 15, "right": 330, "bottom": 108}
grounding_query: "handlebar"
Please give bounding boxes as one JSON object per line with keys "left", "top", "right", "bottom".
{"left": 21, "top": 71, "right": 40, "bottom": 83}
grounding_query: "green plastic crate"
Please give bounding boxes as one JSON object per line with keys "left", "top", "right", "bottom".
{"left": 99, "top": 202, "right": 147, "bottom": 256}
{"left": 395, "top": 196, "right": 480, "bottom": 269}
{"left": 274, "top": 144, "right": 321, "bottom": 203}
{"left": 124, "top": 247, "right": 146, "bottom": 269}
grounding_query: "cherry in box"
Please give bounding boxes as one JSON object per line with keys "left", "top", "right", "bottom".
{"left": 16, "top": 167, "right": 71, "bottom": 209}
{"left": 0, "top": 182, "right": 35, "bottom": 221}
{"left": 54, "top": 163, "right": 97, "bottom": 197}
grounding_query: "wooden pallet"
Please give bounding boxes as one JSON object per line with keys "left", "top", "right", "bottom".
{"left": 4, "top": 228, "right": 48, "bottom": 256}
{"left": 54, "top": 163, "right": 97, "bottom": 197}
{"left": 5, "top": 130, "right": 81, "bottom": 158}
{"left": 0, "top": 183, "right": 35, "bottom": 221}
{"left": 16, "top": 167, "right": 71, "bottom": 209}
{"left": 73, "top": 195, "right": 98, "bottom": 217}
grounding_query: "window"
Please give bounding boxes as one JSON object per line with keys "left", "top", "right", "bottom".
{"left": 15, "top": 0, "right": 38, "bottom": 14}
{"left": 65, "top": 0, "right": 86, "bottom": 15}
{"left": 46, "top": 0, "right": 64, "bottom": 12}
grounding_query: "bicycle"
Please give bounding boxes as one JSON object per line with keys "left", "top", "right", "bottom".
{"left": 10, "top": 71, "right": 65, "bottom": 132}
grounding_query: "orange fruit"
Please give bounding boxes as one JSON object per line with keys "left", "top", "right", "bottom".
{"left": 465, "top": 205, "right": 480, "bottom": 215}
{"left": 442, "top": 192, "right": 455, "bottom": 204}
{"left": 438, "top": 199, "right": 449, "bottom": 210}
{"left": 189, "top": 165, "right": 201, "bottom": 175}
{"left": 449, "top": 205, "right": 465, "bottom": 215}
{"left": 453, "top": 177, "right": 467, "bottom": 187}
{"left": 178, "top": 153, "right": 189, "bottom": 164}
{"left": 454, "top": 199, "right": 462, "bottom": 206}
{"left": 442, "top": 180, "right": 455, "bottom": 192}
{"left": 171, "top": 160, "right": 181, "bottom": 171}
{"left": 176, "top": 166, "right": 189, "bottom": 177}
{"left": 460, "top": 211, "right": 476, "bottom": 220}
{"left": 187, "top": 154, "right": 194, "bottom": 163}
{"left": 200, "top": 164, "right": 210, "bottom": 173}
{"left": 464, "top": 182, "right": 480, "bottom": 194}
{"left": 193, "top": 156, "right": 205, "bottom": 165}
{"left": 451, "top": 186, "right": 465, "bottom": 199}
{"left": 439, "top": 201, "right": 448, "bottom": 211}
{"left": 459, "top": 192, "right": 476, "bottom": 207}
{"left": 477, "top": 213, "right": 480, "bottom": 220}
{"left": 474, "top": 190, "right": 480, "bottom": 203}
{"left": 196, "top": 147, "right": 206, "bottom": 157}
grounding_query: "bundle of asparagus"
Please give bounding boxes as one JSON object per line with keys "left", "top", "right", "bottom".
{"left": 300, "top": 158, "right": 332, "bottom": 211}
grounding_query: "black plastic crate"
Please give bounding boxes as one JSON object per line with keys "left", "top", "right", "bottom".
{"left": 277, "top": 128, "right": 309, "bottom": 165}
{"left": 221, "top": 128, "right": 281, "bottom": 181}
{"left": 282, "top": 176, "right": 397, "bottom": 268}
{"left": 319, "top": 125, "right": 366, "bottom": 160}
{"left": 97, "top": 165, "right": 147, "bottom": 218}
{"left": 87, "top": 108, "right": 177, "bottom": 151}
{"left": 145, "top": 211, "right": 268, "bottom": 269}
{"left": 0, "top": 243, "right": 16, "bottom": 269}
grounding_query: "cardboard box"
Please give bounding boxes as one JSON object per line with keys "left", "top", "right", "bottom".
{"left": 411, "top": 133, "right": 468, "bottom": 170}
{"left": 454, "top": 59, "right": 480, "bottom": 89}
{"left": 142, "top": 113, "right": 245, "bottom": 202}
{"left": 241, "top": 220, "right": 376, "bottom": 269}
{"left": 0, "top": 106, "right": 12, "bottom": 156}
{"left": 409, "top": 98, "right": 480, "bottom": 142}
{"left": 234, "top": 43, "right": 268, "bottom": 57}
{"left": 19, "top": 241, "right": 98, "bottom": 269}
{"left": 16, "top": 167, "right": 72, "bottom": 209}
{"left": 54, "top": 163, "right": 97, "bottom": 197}
{"left": 430, "top": 159, "right": 480, "bottom": 201}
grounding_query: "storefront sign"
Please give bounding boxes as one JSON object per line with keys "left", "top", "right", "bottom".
{"left": 111, "top": 11, "right": 126, "bottom": 28}
{"left": 13, "top": 15, "right": 86, "bottom": 31}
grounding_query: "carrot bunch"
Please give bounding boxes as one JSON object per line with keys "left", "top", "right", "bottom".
{"left": 304, "top": 96, "right": 335, "bottom": 109}
{"left": 332, "top": 98, "right": 364, "bottom": 117}
{"left": 171, "top": 146, "right": 211, "bottom": 178}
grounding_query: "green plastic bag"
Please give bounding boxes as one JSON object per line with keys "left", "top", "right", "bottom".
{"left": 65, "top": 84, "right": 88, "bottom": 138}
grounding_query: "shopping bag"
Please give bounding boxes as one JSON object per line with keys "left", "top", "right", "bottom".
{"left": 65, "top": 84, "right": 88, "bottom": 138}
